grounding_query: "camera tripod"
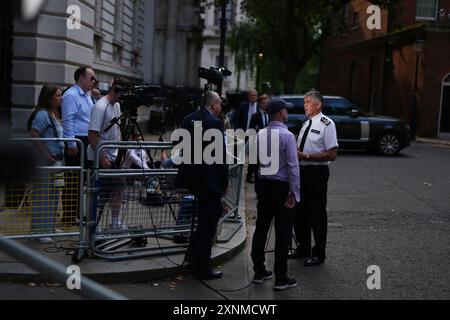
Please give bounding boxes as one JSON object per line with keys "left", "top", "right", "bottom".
{"left": 104, "top": 109, "right": 155, "bottom": 168}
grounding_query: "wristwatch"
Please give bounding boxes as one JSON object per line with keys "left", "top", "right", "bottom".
{"left": 306, "top": 154, "right": 311, "bottom": 161}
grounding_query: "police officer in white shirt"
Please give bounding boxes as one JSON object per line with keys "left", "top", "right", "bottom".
{"left": 291, "top": 90, "right": 338, "bottom": 267}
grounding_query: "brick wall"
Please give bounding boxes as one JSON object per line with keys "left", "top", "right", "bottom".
{"left": 319, "top": 0, "right": 450, "bottom": 138}
{"left": 420, "top": 30, "right": 450, "bottom": 136}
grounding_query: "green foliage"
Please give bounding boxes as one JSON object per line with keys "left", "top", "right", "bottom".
{"left": 228, "top": 21, "right": 260, "bottom": 89}
{"left": 229, "top": 0, "right": 400, "bottom": 93}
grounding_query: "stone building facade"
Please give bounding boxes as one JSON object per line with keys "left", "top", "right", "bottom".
{"left": 8, "top": 0, "right": 207, "bottom": 132}
{"left": 200, "top": 0, "right": 255, "bottom": 93}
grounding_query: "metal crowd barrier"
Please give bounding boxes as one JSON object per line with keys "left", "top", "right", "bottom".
{"left": 217, "top": 163, "right": 244, "bottom": 243}
{"left": 85, "top": 141, "right": 244, "bottom": 261}
{"left": 0, "top": 139, "right": 85, "bottom": 251}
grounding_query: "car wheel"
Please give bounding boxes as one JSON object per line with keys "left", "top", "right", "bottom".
{"left": 377, "top": 132, "right": 401, "bottom": 156}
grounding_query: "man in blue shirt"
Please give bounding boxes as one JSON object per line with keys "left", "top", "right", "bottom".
{"left": 61, "top": 66, "right": 96, "bottom": 226}
{"left": 62, "top": 66, "right": 96, "bottom": 160}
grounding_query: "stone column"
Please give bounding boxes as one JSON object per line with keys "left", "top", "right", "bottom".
{"left": 143, "top": 0, "right": 156, "bottom": 83}
{"left": 187, "top": 37, "right": 199, "bottom": 87}
{"left": 163, "top": 0, "right": 178, "bottom": 86}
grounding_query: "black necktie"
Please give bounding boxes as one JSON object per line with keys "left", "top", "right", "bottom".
{"left": 263, "top": 113, "right": 268, "bottom": 127}
{"left": 299, "top": 119, "right": 313, "bottom": 152}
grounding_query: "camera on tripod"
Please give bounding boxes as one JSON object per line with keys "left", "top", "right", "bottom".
{"left": 198, "top": 66, "right": 232, "bottom": 87}
{"left": 115, "top": 84, "right": 162, "bottom": 116}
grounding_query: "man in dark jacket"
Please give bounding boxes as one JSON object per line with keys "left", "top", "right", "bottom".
{"left": 249, "top": 94, "right": 270, "bottom": 132}
{"left": 234, "top": 90, "right": 260, "bottom": 132}
{"left": 176, "top": 91, "right": 229, "bottom": 280}
{"left": 234, "top": 90, "right": 260, "bottom": 183}
{"left": 249, "top": 94, "right": 271, "bottom": 197}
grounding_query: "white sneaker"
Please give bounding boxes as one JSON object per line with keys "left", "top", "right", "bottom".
{"left": 39, "top": 237, "right": 53, "bottom": 244}
{"left": 109, "top": 223, "right": 128, "bottom": 231}
{"left": 118, "top": 223, "right": 128, "bottom": 230}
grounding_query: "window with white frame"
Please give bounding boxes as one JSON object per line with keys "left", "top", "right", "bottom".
{"left": 113, "top": 44, "right": 123, "bottom": 64}
{"left": 94, "top": 34, "right": 102, "bottom": 60}
{"left": 416, "top": 0, "right": 439, "bottom": 20}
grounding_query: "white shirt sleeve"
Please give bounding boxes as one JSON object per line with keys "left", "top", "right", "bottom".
{"left": 324, "top": 121, "right": 339, "bottom": 150}
{"left": 89, "top": 104, "right": 104, "bottom": 133}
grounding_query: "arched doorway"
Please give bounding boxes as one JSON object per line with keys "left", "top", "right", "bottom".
{"left": 439, "top": 74, "right": 450, "bottom": 137}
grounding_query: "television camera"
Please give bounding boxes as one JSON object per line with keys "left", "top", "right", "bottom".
{"left": 198, "top": 66, "right": 232, "bottom": 97}
{"left": 115, "top": 84, "right": 162, "bottom": 117}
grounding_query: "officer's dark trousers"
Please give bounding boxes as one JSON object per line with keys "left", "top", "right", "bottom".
{"left": 294, "top": 165, "right": 330, "bottom": 260}
{"left": 251, "top": 179, "right": 293, "bottom": 281}
{"left": 191, "top": 191, "right": 223, "bottom": 275}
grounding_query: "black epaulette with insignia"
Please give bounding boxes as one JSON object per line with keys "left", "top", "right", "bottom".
{"left": 321, "top": 117, "right": 331, "bottom": 126}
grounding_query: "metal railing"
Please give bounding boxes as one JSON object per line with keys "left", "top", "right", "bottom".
{"left": 84, "top": 141, "right": 244, "bottom": 261}
{"left": 0, "top": 138, "right": 244, "bottom": 263}
{"left": 0, "top": 235, "right": 127, "bottom": 300}
{"left": 0, "top": 139, "right": 84, "bottom": 248}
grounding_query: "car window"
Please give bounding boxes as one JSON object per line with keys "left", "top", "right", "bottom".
{"left": 282, "top": 98, "right": 305, "bottom": 114}
{"left": 322, "top": 100, "right": 334, "bottom": 115}
{"left": 322, "top": 106, "right": 334, "bottom": 116}
{"left": 326, "top": 98, "right": 354, "bottom": 116}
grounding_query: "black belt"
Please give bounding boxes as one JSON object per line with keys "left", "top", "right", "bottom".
{"left": 259, "top": 178, "right": 289, "bottom": 185}
{"left": 300, "top": 165, "right": 329, "bottom": 169}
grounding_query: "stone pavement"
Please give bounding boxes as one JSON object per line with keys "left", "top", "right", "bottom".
{"left": 0, "top": 202, "right": 246, "bottom": 284}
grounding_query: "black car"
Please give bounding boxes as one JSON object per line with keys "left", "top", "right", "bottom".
{"left": 278, "top": 95, "right": 412, "bottom": 156}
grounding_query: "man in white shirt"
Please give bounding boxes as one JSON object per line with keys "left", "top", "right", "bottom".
{"left": 88, "top": 77, "right": 127, "bottom": 230}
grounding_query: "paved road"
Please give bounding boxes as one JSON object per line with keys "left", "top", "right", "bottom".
{"left": 1, "top": 142, "right": 449, "bottom": 300}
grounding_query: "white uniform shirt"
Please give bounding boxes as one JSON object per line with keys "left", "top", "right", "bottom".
{"left": 297, "top": 112, "right": 339, "bottom": 166}
{"left": 87, "top": 97, "right": 122, "bottom": 162}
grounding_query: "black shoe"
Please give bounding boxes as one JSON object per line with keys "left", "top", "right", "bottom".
{"left": 288, "top": 249, "right": 311, "bottom": 259}
{"left": 273, "top": 278, "right": 298, "bottom": 291}
{"left": 174, "top": 234, "right": 189, "bottom": 244}
{"left": 304, "top": 256, "right": 325, "bottom": 267}
{"left": 252, "top": 270, "right": 273, "bottom": 284}
{"left": 193, "top": 270, "right": 223, "bottom": 280}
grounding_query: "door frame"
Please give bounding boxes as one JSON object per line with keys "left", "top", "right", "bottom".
{"left": 438, "top": 73, "right": 450, "bottom": 136}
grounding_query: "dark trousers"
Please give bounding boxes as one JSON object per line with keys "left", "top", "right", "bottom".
{"left": 254, "top": 168, "right": 261, "bottom": 198}
{"left": 251, "top": 179, "right": 293, "bottom": 281}
{"left": 294, "top": 165, "right": 330, "bottom": 260}
{"left": 247, "top": 164, "right": 257, "bottom": 181}
{"left": 191, "top": 191, "right": 223, "bottom": 275}
{"left": 61, "top": 136, "right": 89, "bottom": 223}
